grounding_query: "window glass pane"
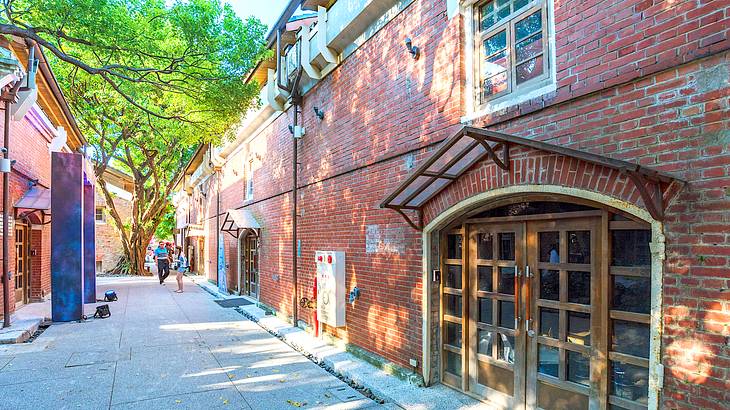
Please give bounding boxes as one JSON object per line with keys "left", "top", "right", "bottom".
{"left": 539, "top": 308, "right": 559, "bottom": 339}
{"left": 484, "top": 31, "right": 507, "bottom": 56}
{"left": 445, "top": 350, "right": 462, "bottom": 377}
{"left": 515, "top": 10, "right": 542, "bottom": 40}
{"left": 514, "top": 0, "right": 529, "bottom": 10}
{"left": 445, "top": 265, "right": 462, "bottom": 289}
{"left": 479, "top": 298, "right": 493, "bottom": 324}
{"left": 568, "top": 271, "right": 591, "bottom": 304}
{"left": 498, "top": 334, "right": 515, "bottom": 363}
{"left": 499, "top": 300, "right": 515, "bottom": 329}
{"left": 611, "top": 230, "right": 651, "bottom": 266}
{"left": 483, "top": 70, "right": 508, "bottom": 99}
{"left": 568, "top": 312, "right": 591, "bottom": 346}
{"left": 477, "top": 233, "right": 494, "bottom": 259}
{"left": 567, "top": 231, "right": 591, "bottom": 264}
{"left": 612, "top": 275, "right": 651, "bottom": 314}
{"left": 478, "top": 330, "right": 494, "bottom": 356}
{"left": 444, "top": 294, "right": 462, "bottom": 318}
{"left": 496, "top": 3, "right": 511, "bottom": 20}
{"left": 497, "top": 0, "right": 510, "bottom": 7}
{"left": 538, "top": 344, "right": 559, "bottom": 377}
{"left": 567, "top": 351, "right": 590, "bottom": 386}
{"left": 539, "top": 231, "right": 560, "bottom": 263}
{"left": 481, "top": 13, "right": 497, "bottom": 30}
{"left": 447, "top": 234, "right": 463, "bottom": 259}
{"left": 478, "top": 265, "right": 493, "bottom": 292}
{"left": 540, "top": 269, "right": 559, "bottom": 300}
{"left": 499, "top": 232, "right": 515, "bottom": 260}
{"left": 516, "top": 32, "right": 543, "bottom": 62}
{"left": 498, "top": 267, "right": 515, "bottom": 294}
{"left": 445, "top": 322, "right": 462, "bottom": 348}
{"left": 611, "top": 362, "right": 649, "bottom": 404}
{"left": 481, "top": 0, "right": 495, "bottom": 15}
{"left": 612, "top": 320, "right": 650, "bottom": 358}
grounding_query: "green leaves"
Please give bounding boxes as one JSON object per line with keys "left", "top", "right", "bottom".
{"left": 1, "top": 0, "right": 269, "bottom": 272}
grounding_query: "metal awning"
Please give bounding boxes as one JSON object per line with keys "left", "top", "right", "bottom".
{"left": 15, "top": 186, "right": 51, "bottom": 211}
{"left": 220, "top": 209, "right": 261, "bottom": 238}
{"left": 381, "top": 126, "right": 685, "bottom": 230}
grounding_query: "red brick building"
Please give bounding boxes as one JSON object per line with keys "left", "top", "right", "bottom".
{"left": 94, "top": 167, "right": 133, "bottom": 274}
{"left": 174, "top": 0, "right": 730, "bottom": 408}
{"left": 0, "top": 38, "right": 85, "bottom": 317}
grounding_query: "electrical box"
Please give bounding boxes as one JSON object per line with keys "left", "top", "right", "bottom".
{"left": 316, "top": 250, "right": 345, "bottom": 327}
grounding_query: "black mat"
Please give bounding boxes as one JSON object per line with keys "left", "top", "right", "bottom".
{"left": 214, "top": 297, "right": 254, "bottom": 308}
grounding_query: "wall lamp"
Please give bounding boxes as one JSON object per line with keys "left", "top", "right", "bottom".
{"left": 313, "top": 107, "right": 325, "bottom": 120}
{"left": 405, "top": 37, "right": 420, "bottom": 60}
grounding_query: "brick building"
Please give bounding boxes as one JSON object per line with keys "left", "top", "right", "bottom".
{"left": 0, "top": 38, "right": 85, "bottom": 317}
{"left": 94, "top": 167, "right": 133, "bottom": 274}
{"left": 174, "top": 1, "right": 730, "bottom": 409}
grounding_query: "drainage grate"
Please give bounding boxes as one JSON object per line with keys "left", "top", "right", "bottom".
{"left": 214, "top": 298, "right": 254, "bottom": 308}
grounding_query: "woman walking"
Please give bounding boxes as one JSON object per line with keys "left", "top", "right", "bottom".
{"left": 175, "top": 247, "right": 187, "bottom": 293}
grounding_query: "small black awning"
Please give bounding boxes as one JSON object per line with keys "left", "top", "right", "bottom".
{"left": 380, "top": 126, "right": 684, "bottom": 230}
{"left": 220, "top": 209, "right": 261, "bottom": 238}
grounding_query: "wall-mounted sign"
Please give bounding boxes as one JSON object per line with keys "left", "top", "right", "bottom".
{"left": 0, "top": 215, "right": 15, "bottom": 235}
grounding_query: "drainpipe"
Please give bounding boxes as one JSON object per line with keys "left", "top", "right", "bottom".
{"left": 2, "top": 80, "right": 21, "bottom": 328}
{"left": 292, "top": 102, "right": 299, "bottom": 326}
{"left": 2, "top": 99, "right": 10, "bottom": 328}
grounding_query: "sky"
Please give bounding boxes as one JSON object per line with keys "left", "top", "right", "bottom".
{"left": 225, "top": 0, "right": 291, "bottom": 29}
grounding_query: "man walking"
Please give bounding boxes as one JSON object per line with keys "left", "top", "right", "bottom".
{"left": 154, "top": 241, "right": 170, "bottom": 284}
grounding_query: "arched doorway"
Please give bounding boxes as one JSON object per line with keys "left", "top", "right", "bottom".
{"left": 238, "top": 229, "right": 259, "bottom": 298}
{"left": 430, "top": 190, "right": 661, "bottom": 410}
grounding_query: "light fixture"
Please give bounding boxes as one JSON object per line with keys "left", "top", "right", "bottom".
{"left": 313, "top": 107, "right": 325, "bottom": 120}
{"left": 405, "top": 37, "right": 419, "bottom": 60}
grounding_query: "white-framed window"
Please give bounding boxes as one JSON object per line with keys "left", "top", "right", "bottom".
{"left": 464, "top": 0, "right": 556, "bottom": 119}
{"left": 245, "top": 159, "right": 254, "bottom": 201}
{"left": 95, "top": 207, "right": 106, "bottom": 223}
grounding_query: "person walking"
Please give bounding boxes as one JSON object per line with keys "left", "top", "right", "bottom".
{"left": 154, "top": 241, "right": 170, "bottom": 284}
{"left": 175, "top": 247, "right": 187, "bottom": 293}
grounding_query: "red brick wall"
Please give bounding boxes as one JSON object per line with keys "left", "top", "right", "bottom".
{"left": 189, "top": 0, "right": 730, "bottom": 398}
{"left": 0, "top": 106, "right": 55, "bottom": 315}
{"left": 94, "top": 189, "right": 132, "bottom": 273}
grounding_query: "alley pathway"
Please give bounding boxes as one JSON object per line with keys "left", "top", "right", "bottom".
{"left": 0, "top": 277, "right": 379, "bottom": 410}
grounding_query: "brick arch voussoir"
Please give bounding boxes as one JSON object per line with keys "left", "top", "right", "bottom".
{"left": 423, "top": 148, "right": 643, "bottom": 225}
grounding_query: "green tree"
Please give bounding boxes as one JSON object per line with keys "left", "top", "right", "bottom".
{"left": 1, "top": 0, "right": 268, "bottom": 274}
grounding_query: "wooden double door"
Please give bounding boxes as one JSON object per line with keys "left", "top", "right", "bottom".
{"left": 443, "top": 216, "right": 605, "bottom": 409}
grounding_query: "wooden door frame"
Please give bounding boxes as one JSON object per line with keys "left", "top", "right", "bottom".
{"left": 427, "top": 186, "right": 665, "bottom": 409}
{"left": 14, "top": 222, "right": 29, "bottom": 306}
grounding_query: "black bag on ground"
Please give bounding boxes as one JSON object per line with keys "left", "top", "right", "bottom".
{"left": 94, "top": 304, "right": 111, "bottom": 319}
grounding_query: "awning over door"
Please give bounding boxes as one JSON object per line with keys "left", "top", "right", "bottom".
{"left": 380, "top": 126, "right": 684, "bottom": 230}
{"left": 14, "top": 186, "right": 51, "bottom": 224}
{"left": 15, "top": 186, "right": 51, "bottom": 211}
{"left": 220, "top": 209, "right": 261, "bottom": 238}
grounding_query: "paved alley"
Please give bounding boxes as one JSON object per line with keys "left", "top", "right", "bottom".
{"left": 0, "top": 277, "right": 379, "bottom": 410}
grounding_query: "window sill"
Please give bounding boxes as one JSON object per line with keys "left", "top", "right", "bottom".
{"left": 461, "top": 81, "right": 556, "bottom": 124}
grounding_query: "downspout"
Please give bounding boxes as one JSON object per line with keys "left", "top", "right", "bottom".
{"left": 291, "top": 102, "right": 298, "bottom": 325}
{"left": 1, "top": 79, "right": 21, "bottom": 328}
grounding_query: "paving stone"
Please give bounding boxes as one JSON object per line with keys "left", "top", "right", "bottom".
{"left": 111, "top": 387, "right": 251, "bottom": 410}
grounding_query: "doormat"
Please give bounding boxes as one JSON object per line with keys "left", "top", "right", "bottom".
{"left": 214, "top": 298, "right": 254, "bottom": 308}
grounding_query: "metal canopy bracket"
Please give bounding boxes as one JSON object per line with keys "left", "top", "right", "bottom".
{"left": 381, "top": 126, "right": 685, "bottom": 230}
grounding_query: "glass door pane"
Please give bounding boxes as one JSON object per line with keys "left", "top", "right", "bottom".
{"left": 526, "top": 218, "right": 600, "bottom": 410}
{"left": 468, "top": 223, "right": 525, "bottom": 407}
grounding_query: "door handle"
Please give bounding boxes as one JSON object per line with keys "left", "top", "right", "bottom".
{"left": 514, "top": 265, "right": 521, "bottom": 330}
{"left": 525, "top": 266, "right": 535, "bottom": 337}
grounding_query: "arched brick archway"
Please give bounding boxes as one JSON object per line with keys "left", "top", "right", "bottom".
{"left": 419, "top": 184, "right": 666, "bottom": 410}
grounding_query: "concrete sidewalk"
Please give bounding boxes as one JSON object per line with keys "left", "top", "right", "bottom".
{"left": 193, "top": 278, "right": 483, "bottom": 410}
{"left": 0, "top": 276, "right": 378, "bottom": 410}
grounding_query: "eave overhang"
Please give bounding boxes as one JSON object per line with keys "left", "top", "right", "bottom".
{"left": 380, "top": 126, "right": 685, "bottom": 230}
